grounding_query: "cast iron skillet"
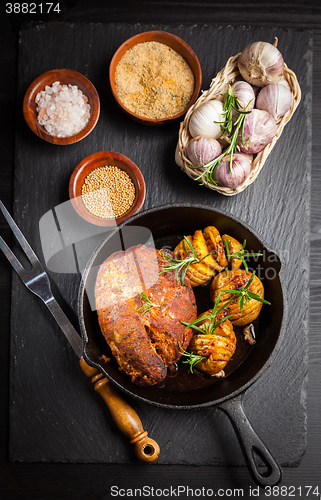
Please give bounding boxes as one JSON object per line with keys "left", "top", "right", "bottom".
{"left": 78, "top": 204, "right": 286, "bottom": 487}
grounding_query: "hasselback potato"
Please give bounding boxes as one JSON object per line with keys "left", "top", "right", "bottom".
{"left": 210, "top": 269, "right": 265, "bottom": 326}
{"left": 222, "top": 234, "right": 243, "bottom": 270}
{"left": 173, "top": 226, "right": 227, "bottom": 287}
{"left": 188, "top": 312, "right": 236, "bottom": 376}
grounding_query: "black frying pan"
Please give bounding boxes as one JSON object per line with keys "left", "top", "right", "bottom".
{"left": 78, "top": 204, "right": 286, "bottom": 487}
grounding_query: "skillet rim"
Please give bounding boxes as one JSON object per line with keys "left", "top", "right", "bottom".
{"left": 78, "top": 202, "right": 287, "bottom": 409}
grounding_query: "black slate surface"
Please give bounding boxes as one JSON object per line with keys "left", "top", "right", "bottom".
{"left": 9, "top": 22, "right": 311, "bottom": 465}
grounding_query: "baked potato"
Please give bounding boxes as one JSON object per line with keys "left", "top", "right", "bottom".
{"left": 222, "top": 234, "right": 243, "bottom": 270}
{"left": 188, "top": 311, "right": 236, "bottom": 376}
{"left": 173, "top": 226, "right": 228, "bottom": 287}
{"left": 210, "top": 269, "right": 266, "bottom": 326}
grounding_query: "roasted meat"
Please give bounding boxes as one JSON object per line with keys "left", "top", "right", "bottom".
{"left": 94, "top": 244, "right": 197, "bottom": 386}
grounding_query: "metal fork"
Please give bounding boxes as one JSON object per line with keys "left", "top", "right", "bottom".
{"left": 0, "top": 199, "right": 160, "bottom": 462}
{"left": 0, "top": 199, "right": 83, "bottom": 356}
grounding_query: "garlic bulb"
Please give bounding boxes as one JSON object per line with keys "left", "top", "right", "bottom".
{"left": 189, "top": 99, "right": 223, "bottom": 139}
{"left": 256, "top": 82, "right": 293, "bottom": 120}
{"left": 231, "top": 81, "right": 255, "bottom": 111}
{"left": 186, "top": 136, "right": 222, "bottom": 166}
{"left": 212, "top": 153, "right": 252, "bottom": 188}
{"left": 238, "top": 109, "right": 277, "bottom": 154}
{"left": 238, "top": 41, "right": 284, "bottom": 87}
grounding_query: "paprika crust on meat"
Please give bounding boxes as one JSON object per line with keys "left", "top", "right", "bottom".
{"left": 94, "top": 244, "right": 197, "bottom": 386}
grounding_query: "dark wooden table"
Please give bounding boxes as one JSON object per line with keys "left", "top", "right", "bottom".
{"left": 1, "top": 1, "right": 320, "bottom": 498}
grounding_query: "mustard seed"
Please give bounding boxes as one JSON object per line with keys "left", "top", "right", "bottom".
{"left": 81, "top": 165, "right": 136, "bottom": 219}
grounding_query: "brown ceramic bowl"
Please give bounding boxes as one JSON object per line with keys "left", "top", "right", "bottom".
{"left": 69, "top": 151, "right": 146, "bottom": 226}
{"left": 23, "top": 69, "right": 100, "bottom": 145}
{"left": 109, "top": 30, "right": 202, "bottom": 126}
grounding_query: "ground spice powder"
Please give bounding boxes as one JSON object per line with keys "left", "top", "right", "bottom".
{"left": 115, "top": 41, "right": 195, "bottom": 120}
{"left": 81, "top": 165, "right": 136, "bottom": 219}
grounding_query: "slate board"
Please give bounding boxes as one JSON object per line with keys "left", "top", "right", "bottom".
{"left": 9, "top": 22, "right": 312, "bottom": 465}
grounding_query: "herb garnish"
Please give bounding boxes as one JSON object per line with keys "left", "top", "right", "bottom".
{"left": 187, "top": 85, "right": 254, "bottom": 188}
{"left": 159, "top": 237, "right": 214, "bottom": 286}
{"left": 136, "top": 293, "right": 158, "bottom": 316}
{"left": 224, "top": 238, "right": 263, "bottom": 274}
{"left": 221, "top": 271, "right": 271, "bottom": 311}
{"left": 178, "top": 342, "right": 206, "bottom": 374}
{"left": 181, "top": 292, "right": 232, "bottom": 335}
{"left": 179, "top": 294, "right": 232, "bottom": 373}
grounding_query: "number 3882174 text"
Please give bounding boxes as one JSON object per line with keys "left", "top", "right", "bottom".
{"left": 5, "top": 3, "right": 61, "bottom": 14}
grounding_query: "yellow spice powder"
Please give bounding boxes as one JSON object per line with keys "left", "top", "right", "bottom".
{"left": 114, "top": 41, "right": 195, "bottom": 120}
{"left": 81, "top": 165, "right": 136, "bottom": 219}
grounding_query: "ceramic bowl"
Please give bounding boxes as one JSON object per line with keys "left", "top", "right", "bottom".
{"left": 23, "top": 68, "right": 100, "bottom": 145}
{"left": 109, "top": 30, "right": 202, "bottom": 125}
{"left": 69, "top": 151, "right": 146, "bottom": 226}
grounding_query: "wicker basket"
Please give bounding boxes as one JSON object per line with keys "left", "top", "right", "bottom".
{"left": 177, "top": 53, "right": 301, "bottom": 196}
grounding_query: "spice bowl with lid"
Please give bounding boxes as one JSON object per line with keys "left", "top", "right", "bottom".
{"left": 109, "top": 30, "right": 202, "bottom": 126}
{"left": 69, "top": 151, "right": 146, "bottom": 226}
{"left": 23, "top": 68, "right": 100, "bottom": 145}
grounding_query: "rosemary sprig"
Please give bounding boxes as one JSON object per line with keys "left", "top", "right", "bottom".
{"left": 178, "top": 294, "right": 234, "bottom": 373}
{"left": 136, "top": 293, "right": 158, "bottom": 316}
{"left": 224, "top": 238, "right": 263, "bottom": 274}
{"left": 219, "top": 85, "right": 254, "bottom": 173}
{"left": 187, "top": 85, "right": 253, "bottom": 187}
{"left": 181, "top": 292, "right": 232, "bottom": 335}
{"left": 178, "top": 342, "right": 206, "bottom": 374}
{"left": 159, "top": 237, "right": 214, "bottom": 285}
{"left": 221, "top": 271, "right": 271, "bottom": 311}
{"left": 221, "top": 84, "right": 242, "bottom": 136}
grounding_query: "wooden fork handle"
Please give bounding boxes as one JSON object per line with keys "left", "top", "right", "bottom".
{"left": 79, "top": 358, "right": 160, "bottom": 463}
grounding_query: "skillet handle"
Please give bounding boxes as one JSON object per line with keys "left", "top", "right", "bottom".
{"left": 79, "top": 358, "right": 160, "bottom": 463}
{"left": 217, "top": 394, "right": 282, "bottom": 487}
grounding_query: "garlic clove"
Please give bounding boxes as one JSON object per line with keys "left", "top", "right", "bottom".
{"left": 278, "top": 78, "right": 291, "bottom": 92}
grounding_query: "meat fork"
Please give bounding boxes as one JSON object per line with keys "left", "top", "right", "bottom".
{"left": 0, "top": 200, "right": 159, "bottom": 462}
